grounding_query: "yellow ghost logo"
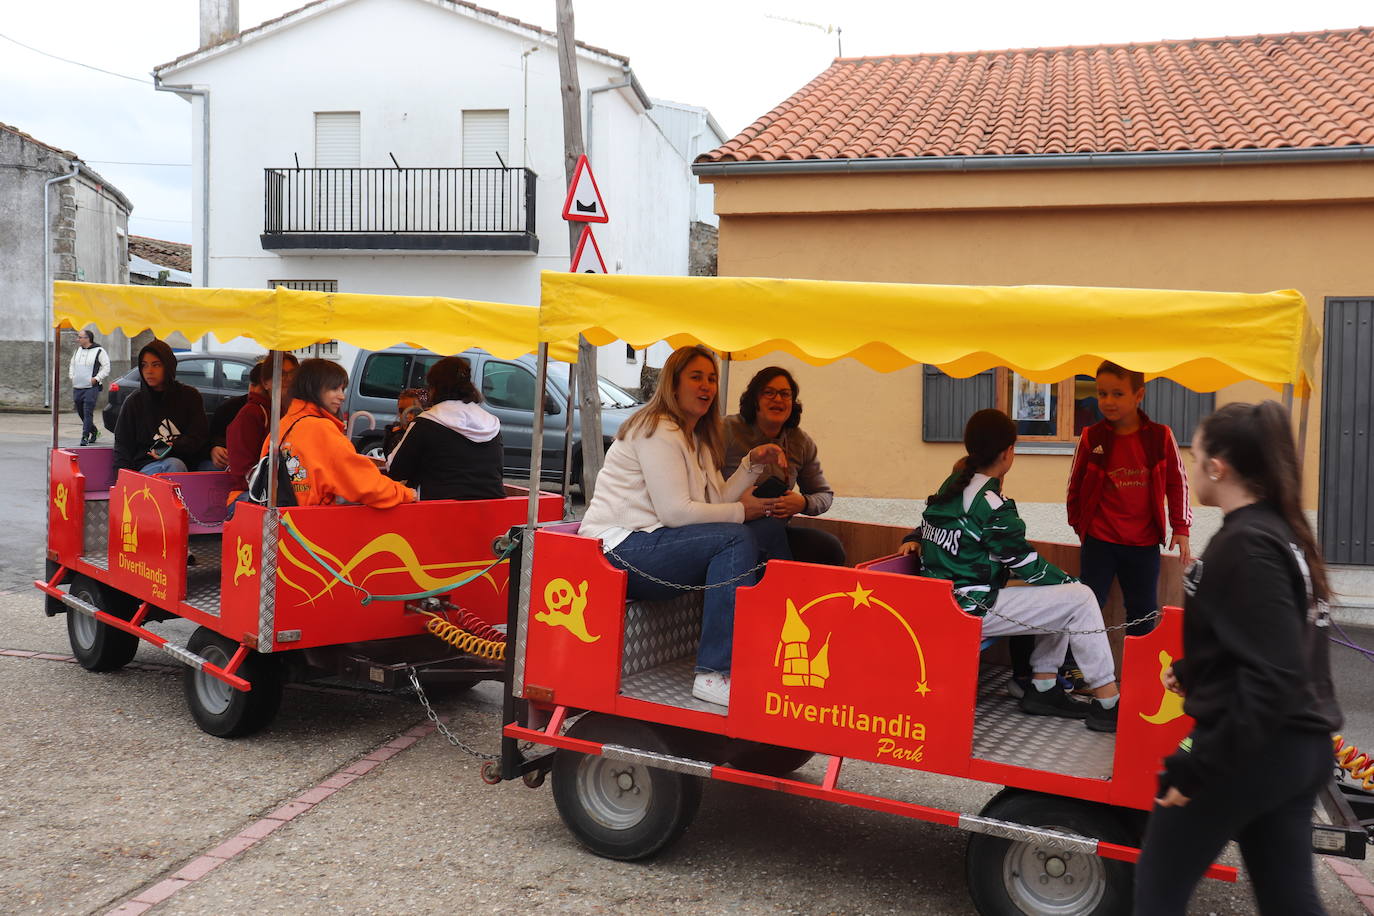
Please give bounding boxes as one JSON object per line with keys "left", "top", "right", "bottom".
{"left": 233, "top": 537, "right": 258, "bottom": 585}
{"left": 1140, "top": 649, "right": 1186, "bottom": 725}
{"left": 535, "top": 578, "right": 599, "bottom": 643}
{"left": 53, "top": 483, "right": 69, "bottom": 521}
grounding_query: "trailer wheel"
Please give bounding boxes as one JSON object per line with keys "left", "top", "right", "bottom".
{"left": 66, "top": 576, "right": 139, "bottom": 672}
{"left": 727, "top": 741, "right": 815, "bottom": 776}
{"left": 552, "top": 714, "right": 702, "bottom": 860}
{"left": 966, "top": 790, "right": 1134, "bottom": 916}
{"left": 184, "top": 627, "right": 283, "bottom": 738}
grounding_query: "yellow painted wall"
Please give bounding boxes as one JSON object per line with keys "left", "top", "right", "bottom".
{"left": 707, "top": 162, "right": 1374, "bottom": 508}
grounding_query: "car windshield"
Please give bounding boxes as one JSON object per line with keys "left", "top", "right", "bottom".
{"left": 545, "top": 363, "right": 642, "bottom": 409}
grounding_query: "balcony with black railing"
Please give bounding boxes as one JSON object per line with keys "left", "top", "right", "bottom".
{"left": 262, "top": 167, "right": 538, "bottom": 253}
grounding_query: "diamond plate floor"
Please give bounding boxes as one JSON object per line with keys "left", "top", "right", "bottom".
{"left": 972, "top": 666, "right": 1115, "bottom": 780}
{"left": 620, "top": 658, "right": 726, "bottom": 715}
{"left": 185, "top": 536, "right": 223, "bottom": 617}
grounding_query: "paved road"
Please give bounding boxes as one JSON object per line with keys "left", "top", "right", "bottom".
{"left": 2, "top": 412, "right": 1373, "bottom": 914}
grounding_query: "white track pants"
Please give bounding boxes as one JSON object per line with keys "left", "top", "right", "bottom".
{"left": 979, "top": 583, "right": 1116, "bottom": 689}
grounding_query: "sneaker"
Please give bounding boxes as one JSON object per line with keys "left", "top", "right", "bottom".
{"left": 692, "top": 672, "right": 731, "bottom": 708}
{"left": 1019, "top": 681, "right": 1089, "bottom": 719}
{"left": 90, "top": 427, "right": 99, "bottom": 443}
{"left": 1059, "top": 665, "right": 1092, "bottom": 696}
{"left": 79, "top": 435, "right": 89, "bottom": 446}
{"left": 1085, "top": 698, "right": 1119, "bottom": 733}
{"left": 1005, "top": 674, "right": 1031, "bottom": 699}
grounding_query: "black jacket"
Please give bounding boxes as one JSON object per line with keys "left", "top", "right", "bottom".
{"left": 386, "top": 407, "right": 505, "bottom": 501}
{"left": 1164, "top": 501, "right": 1342, "bottom": 797}
{"left": 113, "top": 341, "right": 209, "bottom": 472}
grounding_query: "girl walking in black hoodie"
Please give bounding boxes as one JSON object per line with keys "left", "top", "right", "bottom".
{"left": 1134, "top": 401, "right": 1342, "bottom": 915}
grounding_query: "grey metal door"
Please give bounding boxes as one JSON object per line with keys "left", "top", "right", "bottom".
{"left": 1320, "top": 298, "right": 1374, "bottom": 564}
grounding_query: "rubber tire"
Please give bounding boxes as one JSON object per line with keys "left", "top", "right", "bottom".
{"left": 551, "top": 714, "right": 702, "bottom": 860}
{"left": 183, "top": 626, "right": 283, "bottom": 738}
{"left": 726, "top": 741, "right": 815, "bottom": 776}
{"left": 361, "top": 436, "right": 385, "bottom": 461}
{"left": 966, "top": 790, "right": 1135, "bottom": 916}
{"left": 66, "top": 575, "right": 140, "bottom": 672}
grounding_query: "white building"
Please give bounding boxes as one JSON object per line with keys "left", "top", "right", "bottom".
{"left": 153, "top": 0, "right": 707, "bottom": 387}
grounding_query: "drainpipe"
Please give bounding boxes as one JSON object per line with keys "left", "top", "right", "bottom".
{"left": 154, "top": 75, "right": 211, "bottom": 347}
{"left": 43, "top": 162, "right": 80, "bottom": 426}
{"left": 584, "top": 66, "right": 651, "bottom": 165}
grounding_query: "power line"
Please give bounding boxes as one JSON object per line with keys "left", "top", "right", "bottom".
{"left": 0, "top": 31, "right": 152, "bottom": 85}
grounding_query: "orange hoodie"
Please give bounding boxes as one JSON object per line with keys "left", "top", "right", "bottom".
{"left": 264, "top": 400, "right": 416, "bottom": 508}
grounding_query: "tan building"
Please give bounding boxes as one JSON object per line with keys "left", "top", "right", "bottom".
{"left": 695, "top": 27, "right": 1374, "bottom": 578}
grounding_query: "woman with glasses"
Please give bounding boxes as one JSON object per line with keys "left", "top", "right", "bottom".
{"left": 723, "top": 366, "right": 846, "bottom": 566}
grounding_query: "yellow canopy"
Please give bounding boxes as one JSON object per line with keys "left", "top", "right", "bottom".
{"left": 54, "top": 281, "right": 577, "bottom": 362}
{"left": 539, "top": 273, "right": 1318, "bottom": 394}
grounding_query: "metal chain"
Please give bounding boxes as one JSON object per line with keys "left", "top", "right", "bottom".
{"left": 604, "top": 547, "right": 767, "bottom": 591}
{"left": 405, "top": 666, "right": 498, "bottom": 761}
{"left": 979, "top": 604, "right": 1162, "bottom": 636}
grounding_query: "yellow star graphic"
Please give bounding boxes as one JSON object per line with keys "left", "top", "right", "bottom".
{"left": 847, "top": 583, "right": 874, "bottom": 608}
{"left": 915, "top": 681, "right": 931, "bottom": 696}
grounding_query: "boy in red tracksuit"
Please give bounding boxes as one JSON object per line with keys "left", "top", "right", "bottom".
{"left": 1067, "top": 361, "right": 1192, "bottom": 637}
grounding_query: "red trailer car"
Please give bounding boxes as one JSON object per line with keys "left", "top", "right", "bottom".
{"left": 493, "top": 272, "right": 1370, "bottom": 915}
{"left": 37, "top": 282, "right": 565, "bottom": 736}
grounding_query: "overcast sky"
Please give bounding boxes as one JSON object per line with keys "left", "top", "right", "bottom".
{"left": 2, "top": 0, "right": 1369, "bottom": 243}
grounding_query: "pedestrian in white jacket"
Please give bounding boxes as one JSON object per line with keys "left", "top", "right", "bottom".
{"left": 579, "top": 345, "right": 787, "bottom": 709}
{"left": 69, "top": 329, "right": 110, "bottom": 445}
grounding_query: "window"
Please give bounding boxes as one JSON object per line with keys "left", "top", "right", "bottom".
{"left": 410, "top": 354, "right": 443, "bottom": 390}
{"left": 922, "top": 367, "right": 995, "bottom": 442}
{"left": 360, "top": 353, "right": 411, "bottom": 399}
{"left": 462, "top": 110, "right": 510, "bottom": 167}
{"left": 482, "top": 362, "right": 537, "bottom": 410}
{"left": 221, "top": 360, "right": 252, "bottom": 392}
{"left": 315, "top": 113, "right": 360, "bottom": 167}
{"left": 177, "top": 359, "right": 214, "bottom": 386}
{"left": 1000, "top": 371, "right": 1097, "bottom": 441}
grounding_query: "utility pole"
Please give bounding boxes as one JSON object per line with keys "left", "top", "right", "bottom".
{"left": 555, "top": 0, "right": 604, "bottom": 498}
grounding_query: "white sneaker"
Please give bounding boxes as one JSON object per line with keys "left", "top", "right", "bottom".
{"left": 692, "top": 672, "right": 731, "bottom": 707}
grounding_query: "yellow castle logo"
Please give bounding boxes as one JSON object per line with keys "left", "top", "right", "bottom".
{"left": 774, "top": 583, "right": 929, "bottom": 695}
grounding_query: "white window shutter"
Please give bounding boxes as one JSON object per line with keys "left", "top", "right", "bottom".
{"left": 315, "top": 112, "right": 361, "bottom": 167}
{"left": 462, "top": 110, "right": 510, "bottom": 167}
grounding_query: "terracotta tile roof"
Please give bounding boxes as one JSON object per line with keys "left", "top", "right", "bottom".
{"left": 129, "top": 235, "right": 192, "bottom": 273}
{"left": 701, "top": 27, "right": 1374, "bottom": 163}
{"left": 155, "top": 0, "right": 627, "bottom": 73}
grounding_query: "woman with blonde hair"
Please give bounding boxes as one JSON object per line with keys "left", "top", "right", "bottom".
{"left": 579, "top": 345, "right": 787, "bottom": 708}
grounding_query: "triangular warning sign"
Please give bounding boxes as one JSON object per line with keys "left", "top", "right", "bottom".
{"left": 570, "top": 225, "right": 608, "bottom": 274}
{"left": 561, "top": 155, "right": 609, "bottom": 223}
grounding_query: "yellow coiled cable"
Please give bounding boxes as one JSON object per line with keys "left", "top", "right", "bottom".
{"left": 422, "top": 612, "right": 505, "bottom": 661}
{"left": 1333, "top": 735, "right": 1374, "bottom": 791}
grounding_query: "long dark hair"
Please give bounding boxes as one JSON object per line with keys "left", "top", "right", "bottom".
{"left": 1198, "top": 401, "right": 1329, "bottom": 602}
{"left": 427, "top": 356, "right": 481, "bottom": 404}
{"left": 927, "top": 409, "right": 1017, "bottom": 505}
{"left": 738, "top": 366, "right": 802, "bottom": 429}
{"left": 288, "top": 358, "right": 349, "bottom": 413}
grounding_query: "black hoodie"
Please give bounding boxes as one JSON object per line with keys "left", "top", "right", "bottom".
{"left": 112, "top": 340, "right": 209, "bottom": 471}
{"left": 1163, "top": 501, "right": 1343, "bottom": 797}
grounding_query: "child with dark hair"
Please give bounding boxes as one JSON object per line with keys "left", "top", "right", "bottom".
{"left": 902, "top": 409, "right": 1121, "bottom": 731}
{"left": 386, "top": 357, "right": 506, "bottom": 500}
{"left": 1068, "top": 360, "right": 1192, "bottom": 638}
{"left": 381, "top": 387, "right": 428, "bottom": 458}
{"left": 1135, "top": 401, "right": 1342, "bottom": 914}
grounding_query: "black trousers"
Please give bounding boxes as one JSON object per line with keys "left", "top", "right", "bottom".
{"left": 1080, "top": 534, "right": 1161, "bottom": 637}
{"left": 72, "top": 385, "right": 100, "bottom": 441}
{"left": 1134, "top": 727, "right": 1332, "bottom": 915}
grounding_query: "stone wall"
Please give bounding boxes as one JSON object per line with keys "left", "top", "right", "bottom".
{"left": 688, "top": 220, "right": 718, "bottom": 277}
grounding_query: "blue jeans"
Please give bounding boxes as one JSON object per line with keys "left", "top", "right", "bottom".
{"left": 605, "top": 522, "right": 764, "bottom": 674}
{"left": 1080, "top": 535, "right": 1161, "bottom": 637}
{"left": 141, "top": 456, "right": 189, "bottom": 474}
{"left": 72, "top": 386, "right": 99, "bottom": 441}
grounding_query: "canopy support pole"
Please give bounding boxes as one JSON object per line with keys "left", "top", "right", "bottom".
{"left": 266, "top": 351, "right": 283, "bottom": 511}
{"left": 561, "top": 367, "right": 576, "bottom": 519}
{"left": 720, "top": 352, "right": 731, "bottom": 420}
{"left": 1297, "top": 388, "right": 1312, "bottom": 476}
{"left": 527, "top": 343, "right": 550, "bottom": 531}
{"left": 1282, "top": 383, "right": 1294, "bottom": 412}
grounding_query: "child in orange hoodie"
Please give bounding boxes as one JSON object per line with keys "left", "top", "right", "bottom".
{"left": 265, "top": 359, "right": 416, "bottom": 508}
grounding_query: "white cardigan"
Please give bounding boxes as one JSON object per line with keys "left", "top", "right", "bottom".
{"left": 579, "top": 415, "right": 762, "bottom": 549}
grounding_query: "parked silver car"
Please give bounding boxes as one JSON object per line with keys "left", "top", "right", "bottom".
{"left": 342, "top": 347, "right": 642, "bottom": 481}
